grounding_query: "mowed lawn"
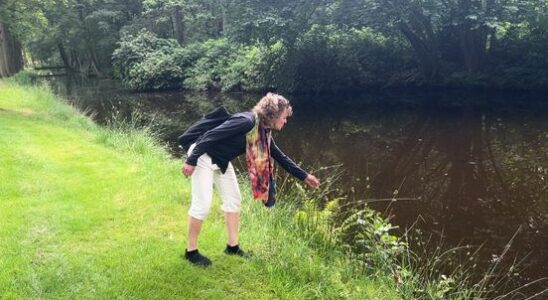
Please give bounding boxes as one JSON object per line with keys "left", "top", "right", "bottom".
{"left": 0, "top": 80, "right": 398, "bottom": 299}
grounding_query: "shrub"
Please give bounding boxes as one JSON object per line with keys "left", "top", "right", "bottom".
{"left": 183, "top": 38, "right": 247, "bottom": 91}
{"left": 487, "top": 22, "right": 548, "bottom": 89}
{"left": 8, "top": 70, "right": 35, "bottom": 85}
{"left": 338, "top": 206, "right": 406, "bottom": 275}
{"left": 111, "top": 27, "right": 412, "bottom": 93}
{"left": 239, "top": 40, "right": 294, "bottom": 92}
{"left": 126, "top": 50, "right": 185, "bottom": 91}
{"left": 112, "top": 30, "right": 183, "bottom": 90}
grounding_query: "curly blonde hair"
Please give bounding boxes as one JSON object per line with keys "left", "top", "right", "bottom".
{"left": 252, "top": 92, "right": 293, "bottom": 127}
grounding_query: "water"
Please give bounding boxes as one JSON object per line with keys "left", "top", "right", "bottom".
{"left": 50, "top": 77, "right": 548, "bottom": 294}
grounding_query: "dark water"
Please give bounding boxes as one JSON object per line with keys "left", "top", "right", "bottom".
{"left": 50, "top": 77, "right": 548, "bottom": 295}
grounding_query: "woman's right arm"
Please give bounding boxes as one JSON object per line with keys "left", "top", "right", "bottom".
{"left": 270, "top": 139, "right": 320, "bottom": 188}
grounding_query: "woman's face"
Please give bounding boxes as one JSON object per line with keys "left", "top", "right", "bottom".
{"left": 273, "top": 108, "right": 290, "bottom": 131}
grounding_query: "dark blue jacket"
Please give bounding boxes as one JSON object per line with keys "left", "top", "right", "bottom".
{"left": 184, "top": 111, "right": 308, "bottom": 181}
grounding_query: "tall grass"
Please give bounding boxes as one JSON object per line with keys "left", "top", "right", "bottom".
{"left": 274, "top": 165, "right": 548, "bottom": 299}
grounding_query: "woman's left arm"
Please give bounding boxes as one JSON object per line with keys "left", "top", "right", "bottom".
{"left": 270, "top": 139, "right": 320, "bottom": 188}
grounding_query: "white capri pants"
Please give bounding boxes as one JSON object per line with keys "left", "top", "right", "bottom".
{"left": 187, "top": 144, "right": 242, "bottom": 220}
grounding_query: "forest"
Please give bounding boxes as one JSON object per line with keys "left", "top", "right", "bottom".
{"left": 1, "top": 0, "right": 547, "bottom": 92}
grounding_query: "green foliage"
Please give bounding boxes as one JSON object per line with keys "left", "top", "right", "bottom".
{"left": 127, "top": 51, "right": 185, "bottom": 91}
{"left": 293, "top": 198, "right": 340, "bottom": 252}
{"left": 487, "top": 20, "right": 548, "bottom": 89}
{"left": 351, "top": 0, "right": 548, "bottom": 83}
{"left": 338, "top": 207, "right": 406, "bottom": 276}
{"left": 8, "top": 70, "right": 35, "bottom": 86}
{"left": 0, "top": 0, "right": 49, "bottom": 43}
{"left": 7, "top": 0, "right": 547, "bottom": 90}
{"left": 226, "top": 0, "right": 325, "bottom": 45}
{"left": 292, "top": 25, "right": 407, "bottom": 92}
{"left": 241, "top": 40, "right": 294, "bottom": 92}
{"left": 183, "top": 38, "right": 241, "bottom": 91}
{"left": 174, "top": 25, "right": 409, "bottom": 93}
{"left": 112, "top": 30, "right": 184, "bottom": 90}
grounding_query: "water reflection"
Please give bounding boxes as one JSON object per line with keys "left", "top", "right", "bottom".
{"left": 278, "top": 100, "right": 548, "bottom": 291}
{"left": 50, "top": 77, "right": 548, "bottom": 293}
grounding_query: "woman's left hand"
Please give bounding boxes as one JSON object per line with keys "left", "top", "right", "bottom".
{"left": 182, "top": 163, "right": 195, "bottom": 178}
{"left": 304, "top": 174, "right": 320, "bottom": 188}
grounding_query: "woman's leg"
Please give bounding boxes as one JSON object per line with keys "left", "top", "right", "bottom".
{"left": 187, "top": 154, "right": 215, "bottom": 251}
{"left": 187, "top": 217, "right": 203, "bottom": 251}
{"left": 214, "top": 162, "right": 242, "bottom": 246}
{"left": 225, "top": 212, "right": 239, "bottom": 247}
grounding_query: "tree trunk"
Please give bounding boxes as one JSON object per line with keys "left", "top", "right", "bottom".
{"left": 172, "top": 6, "right": 185, "bottom": 45}
{"left": 459, "top": 27, "right": 488, "bottom": 72}
{"left": 88, "top": 49, "right": 102, "bottom": 77}
{"left": 70, "top": 49, "right": 82, "bottom": 71}
{"left": 57, "top": 43, "right": 73, "bottom": 71}
{"left": 76, "top": 0, "right": 102, "bottom": 77}
{"left": 216, "top": 5, "right": 224, "bottom": 36}
{"left": 208, "top": 3, "right": 222, "bottom": 37}
{"left": 457, "top": 0, "right": 491, "bottom": 72}
{"left": 398, "top": 21, "right": 440, "bottom": 82}
{"left": 0, "top": 22, "right": 24, "bottom": 78}
{"left": 221, "top": 3, "right": 227, "bottom": 36}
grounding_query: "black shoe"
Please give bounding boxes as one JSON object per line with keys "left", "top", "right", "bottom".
{"left": 224, "top": 244, "right": 252, "bottom": 259}
{"left": 184, "top": 249, "right": 212, "bottom": 267}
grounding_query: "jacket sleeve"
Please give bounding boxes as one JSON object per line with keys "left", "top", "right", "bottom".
{"left": 185, "top": 115, "right": 254, "bottom": 166}
{"left": 270, "top": 138, "right": 308, "bottom": 181}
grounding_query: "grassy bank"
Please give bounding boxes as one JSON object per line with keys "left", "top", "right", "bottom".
{"left": 0, "top": 79, "right": 399, "bottom": 299}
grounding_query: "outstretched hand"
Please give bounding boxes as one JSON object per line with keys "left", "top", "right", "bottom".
{"left": 304, "top": 174, "right": 320, "bottom": 188}
{"left": 182, "top": 163, "right": 195, "bottom": 178}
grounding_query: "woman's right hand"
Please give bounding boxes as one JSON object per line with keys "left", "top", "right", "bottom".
{"left": 304, "top": 174, "right": 320, "bottom": 188}
{"left": 182, "top": 163, "right": 195, "bottom": 178}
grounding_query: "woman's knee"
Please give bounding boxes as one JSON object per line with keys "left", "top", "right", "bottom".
{"left": 188, "top": 206, "right": 210, "bottom": 220}
{"left": 221, "top": 196, "right": 241, "bottom": 213}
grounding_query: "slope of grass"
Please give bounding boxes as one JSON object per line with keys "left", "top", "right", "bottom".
{"left": 0, "top": 79, "right": 398, "bottom": 299}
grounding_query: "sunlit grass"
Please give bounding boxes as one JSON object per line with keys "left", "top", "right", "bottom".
{"left": 0, "top": 79, "right": 398, "bottom": 299}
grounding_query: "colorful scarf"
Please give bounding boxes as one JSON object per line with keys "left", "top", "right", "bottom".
{"left": 246, "top": 113, "right": 276, "bottom": 206}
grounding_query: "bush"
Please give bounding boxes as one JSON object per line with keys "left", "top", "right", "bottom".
{"left": 183, "top": 38, "right": 242, "bottom": 91}
{"left": 241, "top": 40, "right": 294, "bottom": 92}
{"left": 112, "top": 30, "right": 183, "bottom": 90}
{"left": 338, "top": 206, "right": 406, "bottom": 275}
{"left": 221, "top": 44, "right": 261, "bottom": 92}
{"left": 113, "top": 34, "right": 267, "bottom": 92}
{"left": 487, "top": 22, "right": 548, "bottom": 89}
{"left": 126, "top": 50, "right": 185, "bottom": 91}
{"left": 111, "top": 27, "right": 409, "bottom": 93}
{"left": 8, "top": 70, "right": 35, "bottom": 85}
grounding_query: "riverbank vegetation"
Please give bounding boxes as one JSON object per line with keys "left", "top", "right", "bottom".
{"left": 4, "top": 76, "right": 539, "bottom": 298}
{"left": 1, "top": 1, "right": 547, "bottom": 92}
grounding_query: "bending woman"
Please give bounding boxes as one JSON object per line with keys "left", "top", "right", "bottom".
{"left": 181, "top": 93, "right": 320, "bottom": 267}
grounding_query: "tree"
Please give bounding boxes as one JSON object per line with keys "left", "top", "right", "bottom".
{"left": 225, "top": 0, "right": 328, "bottom": 46}
{"left": 441, "top": 0, "right": 533, "bottom": 72}
{"left": 347, "top": 0, "right": 445, "bottom": 81}
{"left": 0, "top": 0, "right": 50, "bottom": 76}
{"left": 140, "top": 0, "right": 187, "bottom": 43}
{"left": 338, "top": 0, "right": 541, "bottom": 80}
{"left": 0, "top": 22, "right": 24, "bottom": 77}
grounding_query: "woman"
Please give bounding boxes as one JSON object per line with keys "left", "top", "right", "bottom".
{"left": 181, "top": 93, "right": 320, "bottom": 267}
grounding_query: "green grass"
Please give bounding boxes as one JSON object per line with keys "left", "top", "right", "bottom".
{"left": 0, "top": 80, "right": 399, "bottom": 299}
